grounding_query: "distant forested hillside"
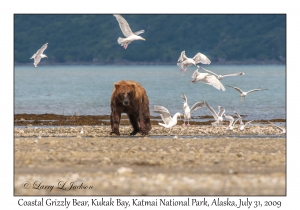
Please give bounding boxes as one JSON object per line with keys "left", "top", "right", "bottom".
{"left": 14, "top": 14, "right": 286, "bottom": 64}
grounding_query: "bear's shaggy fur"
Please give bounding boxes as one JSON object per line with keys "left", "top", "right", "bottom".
{"left": 110, "top": 80, "right": 152, "bottom": 136}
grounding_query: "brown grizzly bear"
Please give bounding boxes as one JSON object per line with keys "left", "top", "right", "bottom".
{"left": 110, "top": 80, "right": 152, "bottom": 136}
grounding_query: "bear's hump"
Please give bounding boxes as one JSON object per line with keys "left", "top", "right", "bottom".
{"left": 112, "top": 80, "right": 146, "bottom": 99}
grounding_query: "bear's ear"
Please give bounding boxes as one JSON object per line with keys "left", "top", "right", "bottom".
{"left": 131, "top": 84, "right": 136, "bottom": 89}
{"left": 114, "top": 84, "right": 120, "bottom": 89}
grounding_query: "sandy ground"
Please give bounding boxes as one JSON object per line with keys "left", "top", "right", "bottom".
{"left": 14, "top": 125, "right": 286, "bottom": 196}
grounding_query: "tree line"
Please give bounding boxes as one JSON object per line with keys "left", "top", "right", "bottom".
{"left": 14, "top": 14, "right": 286, "bottom": 64}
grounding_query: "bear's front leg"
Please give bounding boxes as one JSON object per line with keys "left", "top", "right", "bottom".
{"left": 110, "top": 110, "right": 121, "bottom": 136}
{"left": 138, "top": 105, "right": 152, "bottom": 136}
{"left": 138, "top": 112, "right": 151, "bottom": 136}
{"left": 128, "top": 114, "right": 140, "bottom": 135}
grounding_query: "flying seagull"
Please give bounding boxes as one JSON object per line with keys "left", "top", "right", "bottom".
{"left": 189, "top": 67, "right": 226, "bottom": 91}
{"left": 113, "top": 14, "right": 145, "bottom": 49}
{"left": 181, "top": 93, "right": 206, "bottom": 126}
{"left": 234, "top": 111, "right": 244, "bottom": 125}
{"left": 205, "top": 101, "right": 225, "bottom": 126}
{"left": 268, "top": 121, "right": 286, "bottom": 134}
{"left": 199, "top": 66, "right": 245, "bottom": 80}
{"left": 224, "top": 114, "right": 240, "bottom": 130}
{"left": 153, "top": 105, "right": 182, "bottom": 135}
{"left": 177, "top": 51, "right": 211, "bottom": 72}
{"left": 225, "top": 85, "right": 268, "bottom": 102}
{"left": 30, "top": 43, "right": 48, "bottom": 67}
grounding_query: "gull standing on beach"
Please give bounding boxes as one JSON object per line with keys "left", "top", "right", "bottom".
{"left": 153, "top": 105, "right": 182, "bottom": 135}
{"left": 268, "top": 121, "right": 286, "bottom": 134}
{"left": 225, "top": 85, "right": 268, "bottom": 102}
{"left": 189, "top": 67, "right": 226, "bottom": 91}
{"left": 224, "top": 114, "right": 240, "bottom": 130}
{"left": 181, "top": 93, "right": 206, "bottom": 126}
{"left": 113, "top": 14, "right": 145, "bottom": 49}
{"left": 177, "top": 51, "right": 211, "bottom": 72}
{"left": 199, "top": 66, "right": 245, "bottom": 80}
{"left": 30, "top": 43, "right": 48, "bottom": 67}
{"left": 205, "top": 101, "right": 225, "bottom": 126}
{"left": 239, "top": 120, "right": 253, "bottom": 131}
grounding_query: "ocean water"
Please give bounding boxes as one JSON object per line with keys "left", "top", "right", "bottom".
{"left": 14, "top": 65, "right": 286, "bottom": 121}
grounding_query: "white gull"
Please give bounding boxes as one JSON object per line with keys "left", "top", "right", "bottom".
{"left": 181, "top": 93, "right": 206, "bottom": 126}
{"left": 113, "top": 14, "right": 145, "bottom": 49}
{"left": 268, "top": 121, "right": 286, "bottom": 134}
{"left": 225, "top": 85, "right": 268, "bottom": 102}
{"left": 224, "top": 114, "right": 240, "bottom": 130}
{"left": 189, "top": 67, "right": 226, "bottom": 91}
{"left": 153, "top": 105, "right": 182, "bottom": 135}
{"left": 239, "top": 120, "right": 253, "bottom": 131}
{"left": 205, "top": 101, "right": 225, "bottom": 126}
{"left": 177, "top": 51, "right": 211, "bottom": 72}
{"left": 30, "top": 43, "right": 48, "bottom": 67}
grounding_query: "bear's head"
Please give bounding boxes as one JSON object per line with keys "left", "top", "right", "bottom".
{"left": 114, "top": 82, "right": 136, "bottom": 106}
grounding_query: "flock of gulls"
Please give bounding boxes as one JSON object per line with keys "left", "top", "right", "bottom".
{"left": 30, "top": 14, "right": 285, "bottom": 136}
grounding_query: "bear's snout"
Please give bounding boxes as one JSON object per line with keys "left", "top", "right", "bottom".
{"left": 123, "top": 99, "right": 129, "bottom": 106}
{"left": 123, "top": 92, "right": 130, "bottom": 106}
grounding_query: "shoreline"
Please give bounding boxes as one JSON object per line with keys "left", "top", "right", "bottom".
{"left": 14, "top": 113, "right": 286, "bottom": 127}
{"left": 14, "top": 60, "right": 286, "bottom": 66}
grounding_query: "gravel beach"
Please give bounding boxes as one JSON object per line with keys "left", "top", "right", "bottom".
{"left": 14, "top": 124, "right": 286, "bottom": 196}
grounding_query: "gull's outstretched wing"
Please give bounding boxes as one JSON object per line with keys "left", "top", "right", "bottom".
{"left": 193, "top": 52, "right": 211, "bottom": 65}
{"left": 153, "top": 105, "right": 172, "bottom": 125}
{"left": 113, "top": 14, "right": 133, "bottom": 37}
{"left": 222, "top": 72, "right": 245, "bottom": 78}
{"left": 247, "top": 88, "right": 268, "bottom": 94}
{"left": 33, "top": 56, "right": 42, "bottom": 67}
{"left": 268, "top": 121, "right": 285, "bottom": 132}
{"left": 234, "top": 111, "right": 241, "bottom": 118}
{"left": 217, "top": 106, "right": 225, "bottom": 117}
{"left": 191, "top": 69, "right": 200, "bottom": 79}
{"left": 225, "top": 85, "right": 243, "bottom": 94}
{"left": 178, "top": 51, "right": 187, "bottom": 63}
{"left": 224, "top": 114, "right": 234, "bottom": 126}
{"left": 224, "top": 114, "right": 234, "bottom": 121}
{"left": 30, "top": 53, "right": 37, "bottom": 59}
{"left": 154, "top": 105, "right": 170, "bottom": 114}
{"left": 199, "top": 66, "right": 218, "bottom": 77}
{"left": 234, "top": 111, "right": 244, "bottom": 125}
{"left": 133, "top": 30, "right": 145, "bottom": 35}
{"left": 190, "top": 101, "right": 206, "bottom": 112}
{"left": 201, "top": 75, "right": 226, "bottom": 91}
{"left": 37, "top": 43, "right": 48, "bottom": 55}
{"left": 233, "top": 117, "right": 241, "bottom": 126}
{"left": 181, "top": 93, "right": 187, "bottom": 104}
{"left": 244, "top": 121, "right": 253, "bottom": 126}
{"left": 205, "top": 101, "right": 218, "bottom": 121}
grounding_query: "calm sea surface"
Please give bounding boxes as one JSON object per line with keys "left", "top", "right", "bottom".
{"left": 14, "top": 65, "right": 286, "bottom": 121}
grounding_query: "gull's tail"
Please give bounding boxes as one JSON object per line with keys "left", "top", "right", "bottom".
{"left": 117, "top": 37, "right": 125, "bottom": 45}
{"left": 211, "top": 121, "right": 220, "bottom": 127}
{"left": 220, "top": 83, "right": 226, "bottom": 91}
{"left": 158, "top": 123, "right": 168, "bottom": 128}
